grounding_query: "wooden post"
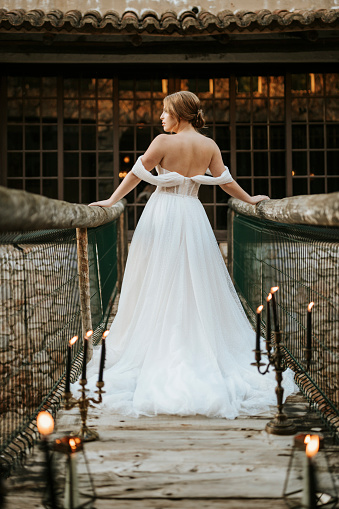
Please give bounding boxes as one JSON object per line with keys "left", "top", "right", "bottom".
{"left": 76, "top": 227, "right": 93, "bottom": 360}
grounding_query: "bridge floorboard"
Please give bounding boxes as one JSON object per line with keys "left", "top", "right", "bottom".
{"left": 6, "top": 392, "right": 338, "bottom": 508}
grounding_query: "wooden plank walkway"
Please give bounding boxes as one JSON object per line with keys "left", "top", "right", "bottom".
{"left": 5, "top": 393, "right": 339, "bottom": 508}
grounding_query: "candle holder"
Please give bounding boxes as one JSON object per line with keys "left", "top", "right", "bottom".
{"left": 63, "top": 380, "right": 105, "bottom": 442}
{"left": 252, "top": 328, "right": 297, "bottom": 435}
{"left": 50, "top": 435, "right": 96, "bottom": 509}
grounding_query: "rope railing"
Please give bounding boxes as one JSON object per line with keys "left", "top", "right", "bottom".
{"left": 228, "top": 194, "right": 339, "bottom": 441}
{"left": 0, "top": 187, "right": 127, "bottom": 477}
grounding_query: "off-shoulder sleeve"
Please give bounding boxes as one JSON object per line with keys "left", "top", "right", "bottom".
{"left": 130, "top": 157, "right": 185, "bottom": 187}
{"left": 192, "top": 167, "right": 234, "bottom": 185}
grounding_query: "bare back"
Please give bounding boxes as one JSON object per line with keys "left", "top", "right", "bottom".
{"left": 141, "top": 129, "right": 225, "bottom": 179}
{"left": 159, "top": 132, "right": 216, "bottom": 178}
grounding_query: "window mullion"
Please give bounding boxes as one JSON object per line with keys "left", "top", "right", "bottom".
{"left": 0, "top": 76, "right": 7, "bottom": 187}
{"left": 285, "top": 73, "right": 293, "bottom": 197}
{"left": 229, "top": 75, "right": 236, "bottom": 179}
{"left": 57, "top": 76, "right": 64, "bottom": 200}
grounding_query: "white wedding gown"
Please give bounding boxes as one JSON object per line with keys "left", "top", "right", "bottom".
{"left": 79, "top": 157, "right": 296, "bottom": 418}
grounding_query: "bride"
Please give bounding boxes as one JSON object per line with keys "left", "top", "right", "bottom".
{"left": 85, "top": 90, "right": 295, "bottom": 418}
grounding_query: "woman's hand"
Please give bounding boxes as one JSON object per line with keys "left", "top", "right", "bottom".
{"left": 88, "top": 199, "right": 113, "bottom": 207}
{"left": 249, "top": 195, "right": 270, "bottom": 205}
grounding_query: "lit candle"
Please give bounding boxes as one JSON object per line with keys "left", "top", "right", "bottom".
{"left": 81, "top": 330, "right": 93, "bottom": 381}
{"left": 98, "top": 330, "right": 109, "bottom": 383}
{"left": 37, "top": 412, "right": 57, "bottom": 509}
{"left": 307, "top": 302, "right": 314, "bottom": 351}
{"left": 256, "top": 305, "right": 264, "bottom": 352}
{"left": 64, "top": 438, "right": 80, "bottom": 509}
{"left": 270, "top": 286, "right": 280, "bottom": 332}
{"left": 302, "top": 434, "right": 319, "bottom": 509}
{"left": 266, "top": 293, "right": 272, "bottom": 349}
{"left": 65, "top": 336, "right": 78, "bottom": 393}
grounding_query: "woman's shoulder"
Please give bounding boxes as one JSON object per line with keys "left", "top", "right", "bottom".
{"left": 152, "top": 133, "right": 172, "bottom": 144}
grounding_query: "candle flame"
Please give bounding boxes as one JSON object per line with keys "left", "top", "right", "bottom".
{"left": 69, "top": 438, "right": 77, "bottom": 451}
{"left": 308, "top": 302, "right": 314, "bottom": 312}
{"left": 37, "top": 411, "right": 54, "bottom": 436}
{"left": 69, "top": 336, "right": 78, "bottom": 346}
{"left": 267, "top": 293, "right": 272, "bottom": 302}
{"left": 85, "top": 330, "right": 93, "bottom": 338}
{"left": 103, "top": 330, "right": 109, "bottom": 339}
{"left": 256, "top": 305, "right": 264, "bottom": 314}
{"left": 305, "top": 435, "right": 319, "bottom": 458}
{"left": 270, "top": 286, "right": 279, "bottom": 294}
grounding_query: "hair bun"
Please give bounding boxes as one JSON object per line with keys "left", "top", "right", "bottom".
{"left": 192, "top": 109, "right": 205, "bottom": 129}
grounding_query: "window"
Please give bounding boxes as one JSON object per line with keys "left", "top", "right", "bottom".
{"left": 3, "top": 71, "right": 339, "bottom": 239}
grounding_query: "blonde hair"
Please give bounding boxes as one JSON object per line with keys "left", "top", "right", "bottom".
{"left": 164, "top": 91, "right": 205, "bottom": 129}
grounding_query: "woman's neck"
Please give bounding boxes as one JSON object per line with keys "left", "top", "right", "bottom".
{"left": 174, "top": 121, "right": 195, "bottom": 134}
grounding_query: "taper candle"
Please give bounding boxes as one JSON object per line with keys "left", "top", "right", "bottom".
{"left": 266, "top": 293, "right": 272, "bottom": 348}
{"left": 302, "top": 435, "right": 319, "bottom": 509}
{"left": 65, "top": 336, "right": 78, "bottom": 393}
{"left": 81, "top": 330, "right": 93, "bottom": 381}
{"left": 270, "top": 286, "right": 279, "bottom": 332}
{"left": 98, "top": 330, "right": 109, "bottom": 383}
{"left": 307, "top": 302, "right": 314, "bottom": 351}
{"left": 64, "top": 438, "right": 80, "bottom": 509}
{"left": 37, "top": 412, "right": 57, "bottom": 509}
{"left": 256, "top": 305, "right": 264, "bottom": 352}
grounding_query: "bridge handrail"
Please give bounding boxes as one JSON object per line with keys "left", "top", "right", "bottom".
{"left": 0, "top": 187, "right": 128, "bottom": 476}
{"left": 228, "top": 192, "right": 339, "bottom": 227}
{"left": 0, "top": 186, "right": 125, "bottom": 232}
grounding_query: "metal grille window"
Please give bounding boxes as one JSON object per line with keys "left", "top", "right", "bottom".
{"left": 2, "top": 72, "right": 339, "bottom": 238}
{"left": 234, "top": 75, "right": 286, "bottom": 199}
{"left": 290, "top": 73, "right": 339, "bottom": 195}
{"left": 7, "top": 76, "right": 59, "bottom": 198}
{"left": 63, "top": 77, "right": 114, "bottom": 204}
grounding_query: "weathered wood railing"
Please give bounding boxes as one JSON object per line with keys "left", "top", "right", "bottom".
{"left": 228, "top": 192, "right": 339, "bottom": 440}
{"left": 0, "top": 186, "right": 127, "bottom": 476}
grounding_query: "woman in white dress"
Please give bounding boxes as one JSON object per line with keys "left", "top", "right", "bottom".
{"left": 86, "top": 91, "right": 295, "bottom": 418}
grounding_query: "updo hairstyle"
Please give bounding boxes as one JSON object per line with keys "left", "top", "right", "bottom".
{"left": 163, "top": 91, "right": 205, "bottom": 129}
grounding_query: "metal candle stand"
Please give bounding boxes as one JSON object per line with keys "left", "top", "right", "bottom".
{"left": 63, "top": 380, "right": 105, "bottom": 442}
{"left": 252, "top": 328, "right": 297, "bottom": 435}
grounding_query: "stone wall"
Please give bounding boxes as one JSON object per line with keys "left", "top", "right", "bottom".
{"left": 0, "top": 241, "right": 81, "bottom": 425}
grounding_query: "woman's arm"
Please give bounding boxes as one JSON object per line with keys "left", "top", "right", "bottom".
{"left": 209, "top": 144, "right": 269, "bottom": 205}
{"left": 219, "top": 181, "right": 269, "bottom": 205}
{"left": 89, "top": 135, "right": 166, "bottom": 207}
{"left": 89, "top": 171, "right": 141, "bottom": 207}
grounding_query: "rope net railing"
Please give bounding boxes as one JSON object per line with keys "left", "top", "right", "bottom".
{"left": 0, "top": 220, "right": 122, "bottom": 477}
{"left": 230, "top": 212, "right": 339, "bottom": 439}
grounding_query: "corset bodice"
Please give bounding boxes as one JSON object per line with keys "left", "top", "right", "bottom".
{"left": 154, "top": 167, "right": 201, "bottom": 198}
{"left": 131, "top": 156, "right": 234, "bottom": 197}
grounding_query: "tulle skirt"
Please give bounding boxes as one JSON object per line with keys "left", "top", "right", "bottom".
{"left": 79, "top": 191, "right": 296, "bottom": 418}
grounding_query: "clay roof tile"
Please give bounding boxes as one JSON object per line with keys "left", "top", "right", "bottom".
{"left": 0, "top": 7, "right": 338, "bottom": 34}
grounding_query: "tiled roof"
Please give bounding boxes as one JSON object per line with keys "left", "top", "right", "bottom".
{"left": 0, "top": 7, "right": 338, "bottom": 34}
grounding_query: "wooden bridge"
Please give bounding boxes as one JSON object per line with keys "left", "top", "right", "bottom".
{"left": 5, "top": 389, "right": 338, "bottom": 508}
{"left": 1, "top": 186, "right": 339, "bottom": 507}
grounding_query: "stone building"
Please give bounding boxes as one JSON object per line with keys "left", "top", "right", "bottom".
{"left": 0, "top": 0, "right": 338, "bottom": 239}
